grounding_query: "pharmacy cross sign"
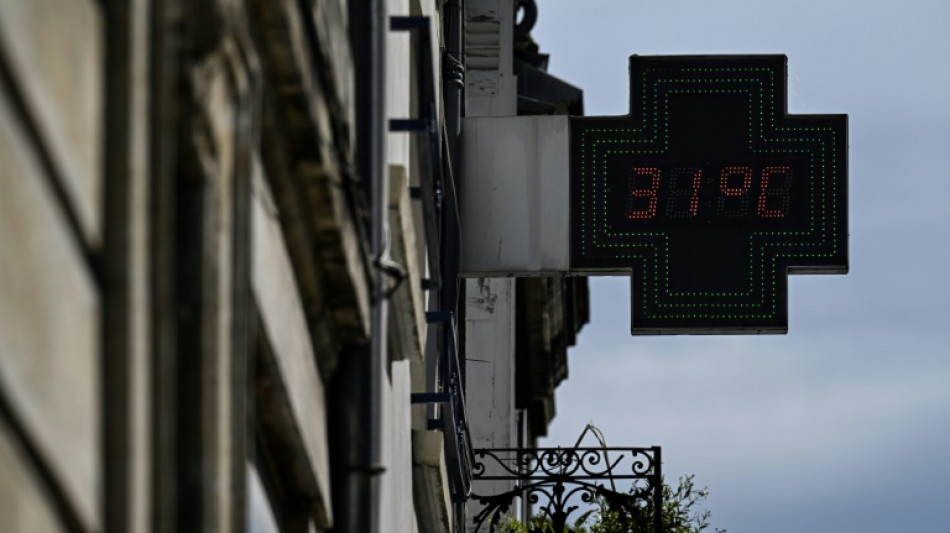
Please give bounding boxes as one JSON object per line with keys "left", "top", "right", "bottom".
{"left": 570, "top": 55, "right": 848, "bottom": 334}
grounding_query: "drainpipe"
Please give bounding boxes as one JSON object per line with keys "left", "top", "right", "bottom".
{"left": 332, "top": 0, "right": 386, "bottom": 531}
{"left": 363, "top": 0, "right": 388, "bottom": 529}
{"left": 366, "top": 0, "right": 388, "bottom": 525}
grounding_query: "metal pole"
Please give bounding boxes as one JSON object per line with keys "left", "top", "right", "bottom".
{"left": 367, "top": 0, "right": 388, "bottom": 529}
{"left": 339, "top": 0, "right": 387, "bottom": 530}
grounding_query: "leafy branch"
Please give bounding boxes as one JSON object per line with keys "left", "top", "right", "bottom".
{"left": 496, "top": 474, "right": 725, "bottom": 533}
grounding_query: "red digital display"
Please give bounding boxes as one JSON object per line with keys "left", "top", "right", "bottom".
{"left": 622, "top": 162, "right": 798, "bottom": 226}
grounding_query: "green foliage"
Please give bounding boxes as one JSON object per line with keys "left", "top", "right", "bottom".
{"left": 499, "top": 475, "right": 725, "bottom": 533}
{"left": 598, "top": 474, "right": 724, "bottom": 533}
{"left": 497, "top": 512, "right": 595, "bottom": 533}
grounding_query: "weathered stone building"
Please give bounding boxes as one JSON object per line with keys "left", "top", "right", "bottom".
{"left": 0, "top": 0, "right": 585, "bottom": 531}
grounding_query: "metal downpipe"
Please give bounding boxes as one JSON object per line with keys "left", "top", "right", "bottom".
{"left": 331, "top": 0, "right": 387, "bottom": 531}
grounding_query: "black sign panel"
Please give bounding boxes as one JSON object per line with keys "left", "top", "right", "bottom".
{"left": 570, "top": 55, "right": 848, "bottom": 334}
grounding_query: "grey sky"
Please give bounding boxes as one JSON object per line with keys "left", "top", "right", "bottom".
{"left": 532, "top": 1, "right": 950, "bottom": 532}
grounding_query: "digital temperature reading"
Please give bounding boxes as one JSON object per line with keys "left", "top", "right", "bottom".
{"left": 620, "top": 163, "right": 798, "bottom": 225}
{"left": 570, "top": 55, "right": 848, "bottom": 334}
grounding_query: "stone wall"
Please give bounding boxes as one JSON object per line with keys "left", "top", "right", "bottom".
{"left": 0, "top": 0, "right": 443, "bottom": 531}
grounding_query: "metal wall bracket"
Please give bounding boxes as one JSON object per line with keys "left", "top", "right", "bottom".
{"left": 411, "top": 392, "right": 451, "bottom": 404}
{"left": 388, "top": 15, "right": 443, "bottom": 289}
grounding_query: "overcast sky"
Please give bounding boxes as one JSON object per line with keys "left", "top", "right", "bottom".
{"left": 532, "top": 1, "right": 950, "bottom": 532}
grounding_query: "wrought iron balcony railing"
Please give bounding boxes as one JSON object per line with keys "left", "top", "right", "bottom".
{"left": 471, "top": 446, "right": 662, "bottom": 533}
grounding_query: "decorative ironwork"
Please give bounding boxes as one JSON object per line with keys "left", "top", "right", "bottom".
{"left": 471, "top": 447, "right": 662, "bottom": 532}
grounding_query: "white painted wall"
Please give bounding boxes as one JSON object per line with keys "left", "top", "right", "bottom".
{"left": 465, "top": 0, "right": 517, "bottom": 117}
{"left": 464, "top": 277, "right": 518, "bottom": 531}
{"left": 464, "top": 279, "right": 518, "bottom": 450}
{"left": 462, "top": 1, "right": 521, "bottom": 529}
{"left": 379, "top": 360, "right": 420, "bottom": 533}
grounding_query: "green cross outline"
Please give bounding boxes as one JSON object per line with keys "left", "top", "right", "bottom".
{"left": 570, "top": 55, "right": 848, "bottom": 334}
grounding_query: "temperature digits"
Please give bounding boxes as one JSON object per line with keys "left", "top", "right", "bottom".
{"left": 626, "top": 165, "right": 792, "bottom": 222}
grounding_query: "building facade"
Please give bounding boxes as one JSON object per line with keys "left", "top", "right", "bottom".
{"left": 0, "top": 0, "right": 584, "bottom": 532}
